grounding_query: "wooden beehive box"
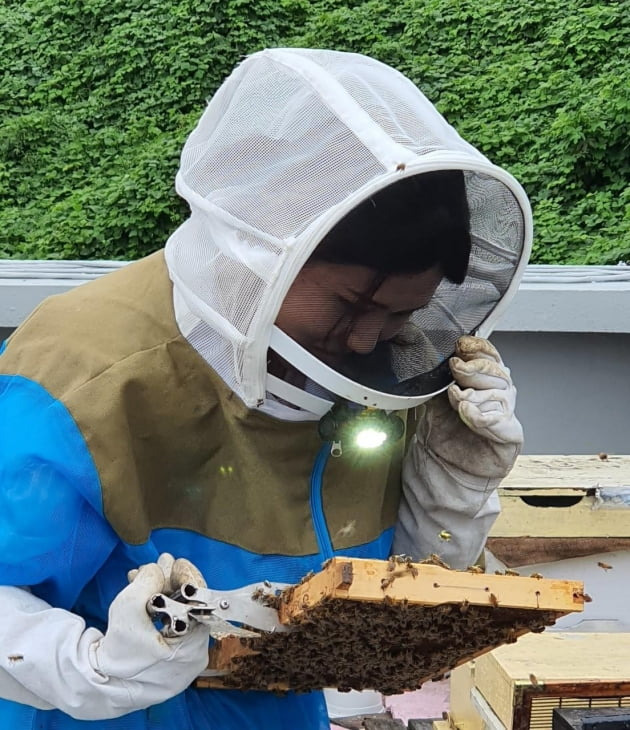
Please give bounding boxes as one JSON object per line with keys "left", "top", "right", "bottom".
{"left": 449, "top": 632, "right": 630, "bottom": 730}
{"left": 195, "top": 557, "right": 585, "bottom": 694}
{"left": 487, "top": 455, "right": 630, "bottom": 568}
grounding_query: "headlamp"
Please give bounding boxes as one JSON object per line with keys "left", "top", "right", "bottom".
{"left": 318, "top": 402, "right": 405, "bottom": 457}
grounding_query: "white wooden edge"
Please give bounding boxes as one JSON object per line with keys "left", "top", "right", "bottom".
{"left": 470, "top": 687, "right": 507, "bottom": 730}
{"left": 502, "top": 455, "right": 630, "bottom": 490}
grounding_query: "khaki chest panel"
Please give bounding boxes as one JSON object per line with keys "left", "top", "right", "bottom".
{"left": 1, "top": 252, "right": 404, "bottom": 555}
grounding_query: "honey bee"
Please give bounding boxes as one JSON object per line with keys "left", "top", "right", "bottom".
{"left": 7, "top": 655, "right": 23, "bottom": 663}
{"left": 334, "top": 520, "right": 356, "bottom": 540}
{"left": 530, "top": 573, "right": 544, "bottom": 579}
{"left": 489, "top": 593, "right": 499, "bottom": 607}
{"left": 439, "top": 530, "right": 452, "bottom": 541}
{"left": 505, "top": 629, "right": 518, "bottom": 644}
{"left": 421, "top": 554, "right": 450, "bottom": 569}
{"left": 574, "top": 591, "right": 593, "bottom": 603}
{"left": 396, "top": 162, "right": 407, "bottom": 171}
{"left": 597, "top": 561, "right": 613, "bottom": 571}
{"left": 467, "top": 565, "right": 484, "bottom": 574}
{"left": 382, "top": 564, "right": 418, "bottom": 590}
{"left": 529, "top": 673, "right": 539, "bottom": 687}
{"left": 388, "top": 555, "right": 419, "bottom": 578}
{"left": 251, "top": 587, "right": 265, "bottom": 601}
{"left": 504, "top": 568, "right": 520, "bottom": 576}
{"left": 459, "top": 599, "right": 470, "bottom": 614}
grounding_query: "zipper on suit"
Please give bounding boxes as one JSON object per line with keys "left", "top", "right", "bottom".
{"left": 309, "top": 443, "right": 334, "bottom": 559}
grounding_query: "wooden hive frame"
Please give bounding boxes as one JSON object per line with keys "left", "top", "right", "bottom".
{"left": 195, "top": 557, "right": 585, "bottom": 694}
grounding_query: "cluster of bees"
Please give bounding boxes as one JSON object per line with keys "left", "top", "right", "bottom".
{"left": 219, "top": 557, "right": 563, "bottom": 694}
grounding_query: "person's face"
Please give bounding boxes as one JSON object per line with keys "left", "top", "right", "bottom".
{"left": 275, "top": 262, "right": 442, "bottom": 367}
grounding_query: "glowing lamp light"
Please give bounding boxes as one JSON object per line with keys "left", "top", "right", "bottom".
{"left": 354, "top": 427, "right": 388, "bottom": 450}
{"left": 318, "top": 401, "right": 405, "bottom": 456}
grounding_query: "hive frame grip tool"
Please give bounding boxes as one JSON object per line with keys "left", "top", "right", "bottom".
{"left": 147, "top": 581, "right": 291, "bottom": 642}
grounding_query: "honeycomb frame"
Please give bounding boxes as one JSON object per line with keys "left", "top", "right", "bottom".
{"left": 195, "top": 557, "right": 585, "bottom": 694}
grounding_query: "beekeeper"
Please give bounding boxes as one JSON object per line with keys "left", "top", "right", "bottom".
{"left": 0, "top": 49, "right": 531, "bottom": 728}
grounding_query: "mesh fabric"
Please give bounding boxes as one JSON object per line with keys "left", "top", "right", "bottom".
{"left": 165, "top": 48, "right": 531, "bottom": 408}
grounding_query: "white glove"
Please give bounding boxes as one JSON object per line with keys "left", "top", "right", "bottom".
{"left": 393, "top": 336, "right": 521, "bottom": 568}
{"left": 0, "top": 557, "right": 211, "bottom": 720}
{"left": 127, "top": 551, "right": 206, "bottom": 595}
{"left": 92, "top": 561, "right": 210, "bottom": 695}
{"left": 448, "top": 335, "right": 523, "bottom": 446}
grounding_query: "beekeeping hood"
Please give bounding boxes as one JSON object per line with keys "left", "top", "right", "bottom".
{"left": 165, "top": 48, "right": 532, "bottom": 415}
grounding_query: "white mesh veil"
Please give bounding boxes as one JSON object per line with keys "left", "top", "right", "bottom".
{"left": 165, "top": 48, "right": 532, "bottom": 412}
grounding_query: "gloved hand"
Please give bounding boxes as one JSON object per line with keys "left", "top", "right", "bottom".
{"left": 0, "top": 557, "right": 211, "bottom": 720}
{"left": 448, "top": 335, "right": 523, "bottom": 446}
{"left": 392, "top": 336, "right": 520, "bottom": 569}
{"left": 92, "top": 560, "right": 210, "bottom": 692}
{"left": 413, "top": 335, "right": 522, "bottom": 482}
{"left": 128, "top": 552, "right": 205, "bottom": 594}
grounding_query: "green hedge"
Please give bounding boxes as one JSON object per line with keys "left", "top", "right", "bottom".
{"left": 1, "top": 0, "right": 628, "bottom": 263}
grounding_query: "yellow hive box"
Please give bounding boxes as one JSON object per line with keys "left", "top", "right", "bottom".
{"left": 449, "top": 632, "right": 630, "bottom": 730}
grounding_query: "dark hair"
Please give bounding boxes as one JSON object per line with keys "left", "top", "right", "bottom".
{"left": 309, "top": 169, "right": 471, "bottom": 284}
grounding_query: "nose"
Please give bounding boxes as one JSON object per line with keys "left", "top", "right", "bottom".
{"left": 345, "top": 309, "right": 388, "bottom": 355}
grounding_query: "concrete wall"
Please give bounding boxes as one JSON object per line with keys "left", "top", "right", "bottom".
{"left": 492, "top": 331, "right": 630, "bottom": 455}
